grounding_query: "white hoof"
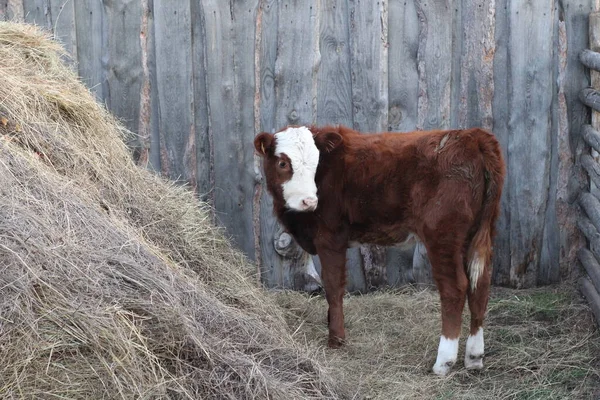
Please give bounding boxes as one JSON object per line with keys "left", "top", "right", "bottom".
{"left": 464, "top": 328, "right": 485, "bottom": 370}
{"left": 464, "top": 354, "right": 484, "bottom": 370}
{"left": 433, "top": 359, "right": 456, "bottom": 376}
{"left": 432, "top": 336, "right": 459, "bottom": 376}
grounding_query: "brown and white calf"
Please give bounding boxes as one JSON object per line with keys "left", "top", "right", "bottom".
{"left": 254, "top": 125, "right": 505, "bottom": 375}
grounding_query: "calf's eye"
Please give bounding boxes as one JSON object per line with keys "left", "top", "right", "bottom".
{"left": 278, "top": 161, "right": 287, "bottom": 169}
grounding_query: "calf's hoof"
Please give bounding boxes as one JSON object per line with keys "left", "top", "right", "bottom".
{"left": 328, "top": 336, "right": 345, "bottom": 348}
{"left": 464, "top": 354, "right": 484, "bottom": 370}
{"left": 432, "top": 359, "right": 455, "bottom": 376}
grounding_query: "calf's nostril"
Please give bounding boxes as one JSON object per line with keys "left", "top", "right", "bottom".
{"left": 302, "top": 198, "right": 318, "bottom": 209}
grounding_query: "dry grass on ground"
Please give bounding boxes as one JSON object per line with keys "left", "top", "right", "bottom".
{"left": 0, "top": 22, "right": 344, "bottom": 399}
{"left": 274, "top": 284, "right": 600, "bottom": 400}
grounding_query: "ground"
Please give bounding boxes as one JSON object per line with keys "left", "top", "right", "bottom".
{"left": 274, "top": 284, "right": 600, "bottom": 400}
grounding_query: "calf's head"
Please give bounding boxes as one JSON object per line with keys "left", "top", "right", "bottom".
{"left": 254, "top": 126, "right": 342, "bottom": 212}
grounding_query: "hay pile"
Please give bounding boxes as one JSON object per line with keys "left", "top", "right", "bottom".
{"left": 276, "top": 285, "right": 600, "bottom": 399}
{"left": 0, "top": 22, "right": 343, "bottom": 399}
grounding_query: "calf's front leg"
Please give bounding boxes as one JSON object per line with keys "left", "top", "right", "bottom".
{"left": 317, "top": 246, "right": 347, "bottom": 348}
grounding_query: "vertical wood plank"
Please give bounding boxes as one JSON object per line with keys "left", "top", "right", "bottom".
{"left": 386, "top": 0, "right": 419, "bottom": 286}
{"left": 204, "top": 0, "right": 259, "bottom": 259}
{"left": 51, "top": 0, "right": 76, "bottom": 56}
{"left": 104, "top": 0, "right": 143, "bottom": 147}
{"left": 256, "top": 0, "right": 281, "bottom": 286}
{"left": 456, "top": 0, "right": 495, "bottom": 130}
{"left": 317, "top": 0, "right": 364, "bottom": 292}
{"left": 411, "top": 0, "right": 455, "bottom": 283}
{"left": 4, "top": 0, "right": 24, "bottom": 20}
{"left": 414, "top": 0, "right": 453, "bottom": 131}
{"left": 23, "top": 0, "right": 50, "bottom": 28}
{"left": 494, "top": 0, "right": 555, "bottom": 288}
{"left": 541, "top": 0, "right": 592, "bottom": 285}
{"left": 348, "top": 0, "right": 388, "bottom": 290}
{"left": 190, "top": 0, "right": 212, "bottom": 200}
{"left": 264, "top": 0, "right": 320, "bottom": 286}
{"left": 153, "top": 1, "right": 194, "bottom": 186}
{"left": 74, "top": 0, "right": 106, "bottom": 100}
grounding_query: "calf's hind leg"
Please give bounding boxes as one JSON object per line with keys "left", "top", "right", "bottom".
{"left": 465, "top": 262, "right": 491, "bottom": 370}
{"left": 427, "top": 244, "right": 469, "bottom": 376}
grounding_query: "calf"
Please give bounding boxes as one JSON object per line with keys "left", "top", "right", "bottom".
{"left": 254, "top": 125, "right": 505, "bottom": 375}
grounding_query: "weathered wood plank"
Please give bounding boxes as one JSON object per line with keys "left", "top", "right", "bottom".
{"left": 3, "top": 0, "right": 23, "bottom": 20}
{"left": 23, "top": 0, "right": 49, "bottom": 28}
{"left": 385, "top": 0, "right": 420, "bottom": 285}
{"left": 204, "top": 0, "right": 259, "bottom": 259}
{"left": 153, "top": 1, "right": 194, "bottom": 185}
{"left": 579, "top": 277, "right": 600, "bottom": 327}
{"left": 348, "top": 0, "right": 388, "bottom": 290}
{"left": 387, "top": 0, "right": 418, "bottom": 133}
{"left": 580, "top": 49, "right": 600, "bottom": 72}
{"left": 74, "top": 0, "right": 106, "bottom": 100}
{"left": 580, "top": 192, "right": 600, "bottom": 233}
{"left": 104, "top": 0, "right": 143, "bottom": 148}
{"left": 410, "top": 0, "right": 455, "bottom": 284}
{"left": 548, "top": 0, "right": 589, "bottom": 284}
{"left": 50, "top": 0, "right": 76, "bottom": 56}
{"left": 261, "top": 0, "right": 320, "bottom": 286}
{"left": 578, "top": 248, "right": 600, "bottom": 294}
{"left": 581, "top": 154, "right": 600, "bottom": 189}
{"left": 190, "top": 0, "right": 212, "bottom": 201}
{"left": 22, "top": 1, "right": 75, "bottom": 62}
{"left": 414, "top": 0, "right": 453, "bottom": 131}
{"left": 493, "top": 0, "right": 555, "bottom": 288}
{"left": 577, "top": 217, "right": 600, "bottom": 260}
{"left": 456, "top": 0, "right": 495, "bottom": 130}
{"left": 582, "top": 124, "right": 600, "bottom": 153}
{"left": 256, "top": 0, "right": 282, "bottom": 286}
{"left": 316, "top": 0, "right": 364, "bottom": 292}
{"left": 136, "top": 0, "right": 155, "bottom": 169}
{"left": 580, "top": 88, "right": 600, "bottom": 113}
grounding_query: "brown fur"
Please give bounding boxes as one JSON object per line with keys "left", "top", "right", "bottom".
{"left": 255, "top": 125, "right": 505, "bottom": 347}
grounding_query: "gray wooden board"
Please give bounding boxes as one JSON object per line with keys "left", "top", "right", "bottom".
{"left": 23, "top": 0, "right": 49, "bottom": 28}
{"left": 386, "top": 0, "right": 420, "bottom": 286}
{"left": 348, "top": 0, "right": 388, "bottom": 290}
{"left": 104, "top": 0, "right": 143, "bottom": 149}
{"left": 153, "top": 0, "right": 194, "bottom": 185}
{"left": 204, "top": 0, "right": 259, "bottom": 260}
{"left": 547, "top": 0, "right": 591, "bottom": 284}
{"left": 264, "top": 0, "right": 320, "bottom": 285}
{"left": 257, "top": 0, "right": 283, "bottom": 286}
{"left": 494, "top": 0, "right": 554, "bottom": 288}
{"left": 50, "top": 0, "right": 76, "bottom": 56}
{"left": 316, "top": 0, "right": 364, "bottom": 292}
{"left": 190, "top": 0, "right": 212, "bottom": 201}
{"left": 74, "top": 0, "right": 106, "bottom": 100}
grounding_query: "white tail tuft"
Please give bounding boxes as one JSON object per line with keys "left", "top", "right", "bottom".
{"left": 468, "top": 251, "right": 485, "bottom": 292}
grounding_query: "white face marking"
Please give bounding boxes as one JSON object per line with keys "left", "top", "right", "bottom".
{"left": 464, "top": 327, "right": 485, "bottom": 370}
{"left": 432, "top": 336, "right": 459, "bottom": 376}
{"left": 274, "top": 126, "right": 320, "bottom": 211}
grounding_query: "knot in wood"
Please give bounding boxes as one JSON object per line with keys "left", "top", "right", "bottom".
{"left": 274, "top": 232, "right": 294, "bottom": 256}
{"left": 288, "top": 109, "right": 299, "bottom": 122}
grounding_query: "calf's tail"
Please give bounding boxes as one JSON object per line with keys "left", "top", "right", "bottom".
{"left": 467, "top": 131, "right": 505, "bottom": 292}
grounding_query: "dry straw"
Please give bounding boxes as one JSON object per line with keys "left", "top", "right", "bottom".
{"left": 0, "top": 22, "right": 343, "bottom": 399}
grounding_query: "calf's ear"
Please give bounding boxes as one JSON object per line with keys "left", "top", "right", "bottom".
{"left": 254, "top": 132, "right": 274, "bottom": 156}
{"left": 314, "top": 131, "right": 343, "bottom": 153}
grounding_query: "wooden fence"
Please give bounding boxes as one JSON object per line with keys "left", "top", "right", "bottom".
{"left": 577, "top": 9, "right": 600, "bottom": 327}
{"left": 0, "top": 0, "right": 595, "bottom": 292}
